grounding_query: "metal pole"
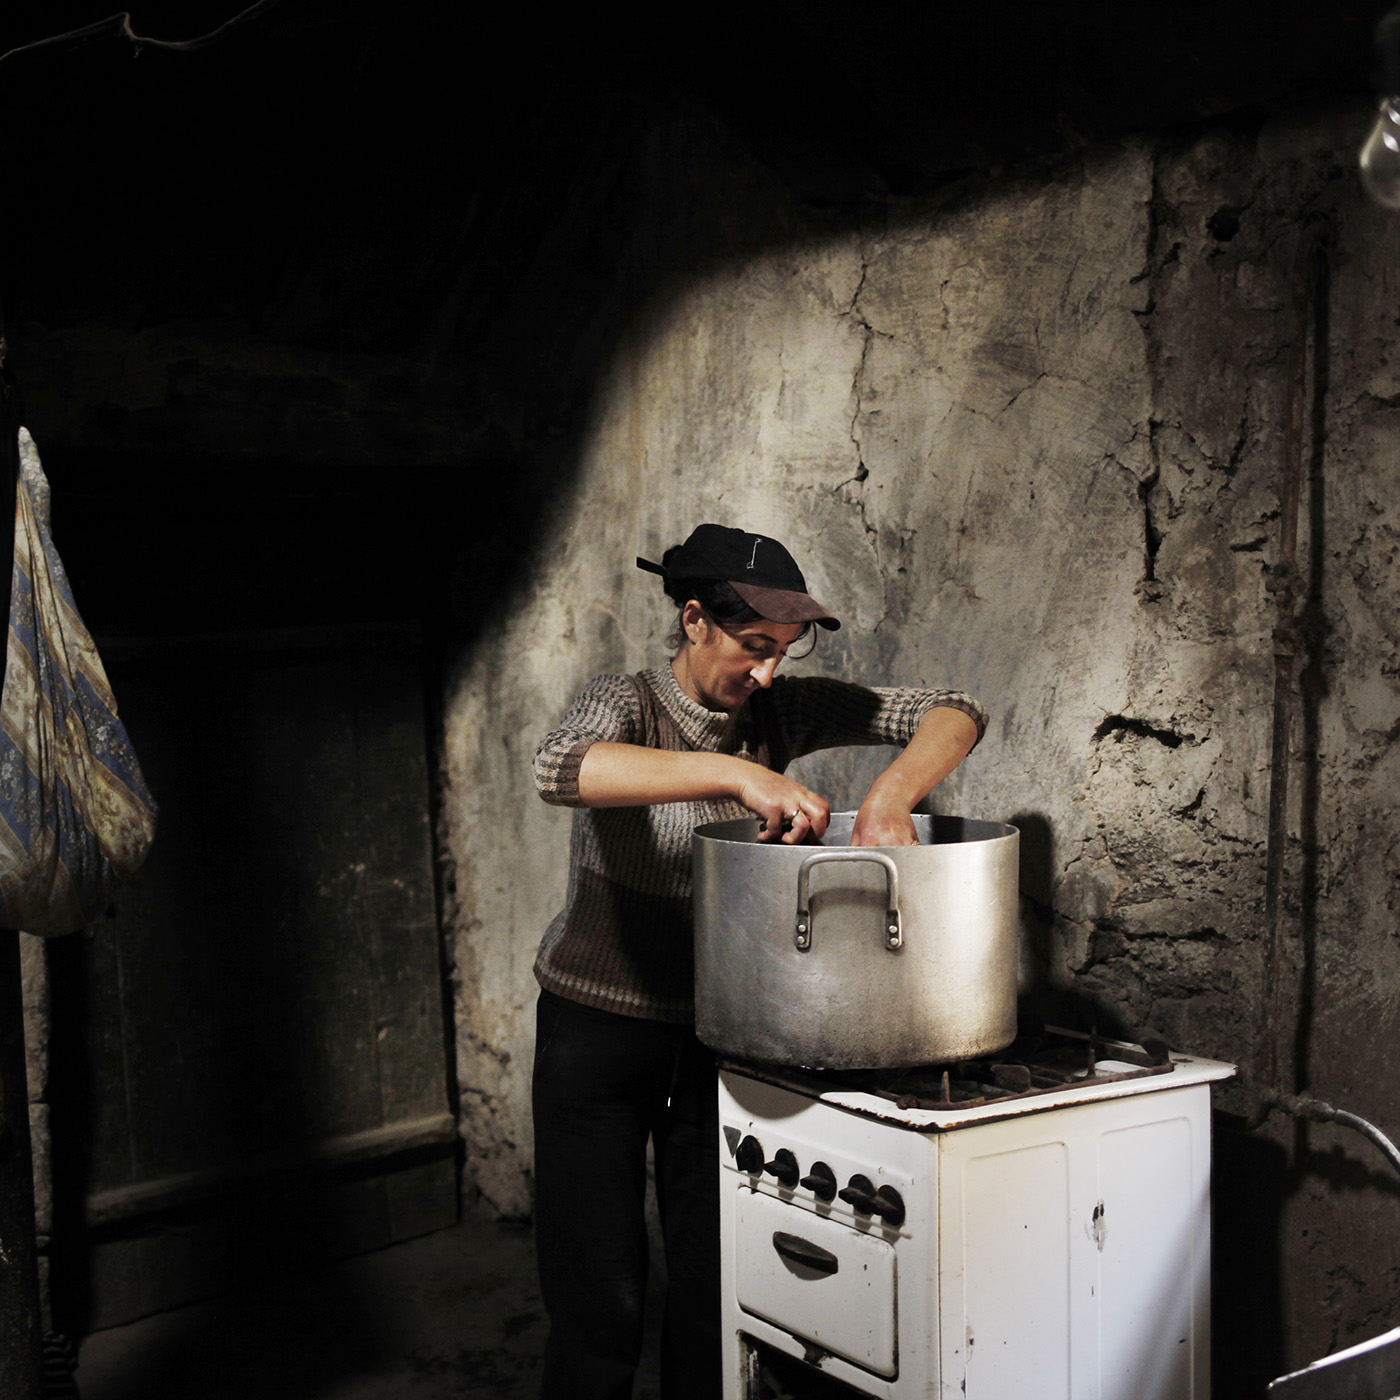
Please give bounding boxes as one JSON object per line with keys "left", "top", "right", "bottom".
{"left": 0, "top": 299, "right": 44, "bottom": 1397}
{"left": 0, "top": 929, "right": 44, "bottom": 1398}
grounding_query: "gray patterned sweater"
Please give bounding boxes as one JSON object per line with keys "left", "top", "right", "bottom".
{"left": 532, "top": 664, "right": 987, "bottom": 1023}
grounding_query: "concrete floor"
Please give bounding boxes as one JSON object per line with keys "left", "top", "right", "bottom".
{"left": 77, "top": 1211, "right": 664, "bottom": 1400}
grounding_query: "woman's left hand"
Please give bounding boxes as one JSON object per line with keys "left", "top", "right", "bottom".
{"left": 848, "top": 706, "right": 977, "bottom": 846}
{"left": 850, "top": 800, "right": 919, "bottom": 847}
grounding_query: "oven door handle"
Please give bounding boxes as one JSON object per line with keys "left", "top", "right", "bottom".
{"left": 794, "top": 849, "right": 902, "bottom": 952}
{"left": 771, "top": 1230, "right": 840, "bottom": 1276}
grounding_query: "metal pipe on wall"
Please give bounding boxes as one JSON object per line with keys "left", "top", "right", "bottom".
{"left": 1256, "top": 216, "right": 1330, "bottom": 1106}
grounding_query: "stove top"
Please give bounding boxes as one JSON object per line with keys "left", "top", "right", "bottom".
{"left": 719, "top": 1023, "right": 1236, "bottom": 1130}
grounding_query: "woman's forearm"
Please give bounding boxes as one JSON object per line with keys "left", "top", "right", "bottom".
{"left": 575, "top": 741, "right": 832, "bottom": 842}
{"left": 851, "top": 706, "right": 979, "bottom": 845}
{"left": 576, "top": 742, "right": 745, "bottom": 807}
{"left": 866, "top": 706, "right": 979, "bottom": 810}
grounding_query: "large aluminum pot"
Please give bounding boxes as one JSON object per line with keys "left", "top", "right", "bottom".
{"left": 693, "top": 812, "right": 1019, "bottom": 1069}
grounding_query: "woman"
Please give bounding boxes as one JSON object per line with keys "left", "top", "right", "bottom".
{"left": 531, "top": 524, "right": 986, "bottom": 1399}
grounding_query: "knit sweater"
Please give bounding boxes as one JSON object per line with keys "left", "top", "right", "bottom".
{"left": 531, "top": 664, "right": 988, "bottom": 1023}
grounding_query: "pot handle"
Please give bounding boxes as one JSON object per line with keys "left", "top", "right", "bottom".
{"left": 794, "top": 850, "right": 902, "bottom": 953}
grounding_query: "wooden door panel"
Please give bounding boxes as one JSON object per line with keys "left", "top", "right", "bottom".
{"left": 51, "top": 626, "right": 455, "bottom": 1330}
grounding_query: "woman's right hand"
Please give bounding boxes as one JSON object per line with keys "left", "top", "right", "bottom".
{"left": 732, "top": 765, "right": 830, "bottom": 844}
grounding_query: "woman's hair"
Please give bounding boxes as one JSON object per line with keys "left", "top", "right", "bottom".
{"left": 661, "top": 546, "right": 812, "bottom": 651}
{"left": 664, "top": 577, "right": 759, "bottom": 649}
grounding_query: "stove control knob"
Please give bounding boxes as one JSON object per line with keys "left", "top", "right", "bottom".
{"left": 838, "top": 1173, "right": 877, "bottom": 1215}
{"left": 871, "top": 1185, "right": 906, "bottom": 1229}
{"left": 799, "top": 1161, "right": 837, "bottom": 1202}
{"left": 735, "top": 1135, "right": 765, "bottom": 1176}
{"left": 763, "top": 1148, "right": 800, "bottom": 1189}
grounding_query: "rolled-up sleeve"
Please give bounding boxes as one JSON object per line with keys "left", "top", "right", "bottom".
{"left": 907, "top": 689, "right": 988, "bottom": 746}
{"left": 533, "top": 674, "right": 643, "bottom": 808}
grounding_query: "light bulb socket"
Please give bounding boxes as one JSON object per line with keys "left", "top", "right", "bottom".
{"left": 1375, "top": 3, "right": 1400, "bottom": 99}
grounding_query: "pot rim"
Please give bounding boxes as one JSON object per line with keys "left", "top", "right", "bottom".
{"left": 693, "top": 811, "right": 1019, "bottom": 847}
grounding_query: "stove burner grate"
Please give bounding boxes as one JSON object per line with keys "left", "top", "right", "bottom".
{"left": 805, "top": 1027, "right": 1176, "bottom": 1111}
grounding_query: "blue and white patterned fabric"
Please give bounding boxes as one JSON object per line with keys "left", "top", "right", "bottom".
{"left": 0, "top": 428, "right": 155, "bottom": 934}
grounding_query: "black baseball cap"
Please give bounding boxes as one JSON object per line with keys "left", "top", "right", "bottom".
{"left": 637, "top": 524, "right": 841, "bottom": 630}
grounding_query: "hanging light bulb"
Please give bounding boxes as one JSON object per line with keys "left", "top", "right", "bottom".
{"left": 1360, "top": 4, "right": 1400, "bottom": 208}
{"left": 1360, "top": 101, "right": 1400, "bottom": 207}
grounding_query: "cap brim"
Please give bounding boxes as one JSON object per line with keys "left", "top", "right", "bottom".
{"left": 731, "top": 581, "right": 841, "bottom": 630}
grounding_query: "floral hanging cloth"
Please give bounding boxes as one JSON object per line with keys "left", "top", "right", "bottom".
{"left": 0, "top": 427, "right": 156, "bottom": 933}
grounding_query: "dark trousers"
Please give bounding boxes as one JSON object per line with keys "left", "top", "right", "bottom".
{"left": 532, "top": 990, "right": 721, "bottom": 1400}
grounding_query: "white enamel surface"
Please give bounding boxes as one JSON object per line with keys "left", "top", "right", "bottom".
{"left": 957, "top": 1140, "right": 1073, "bottom": 1397}
{"left": 1096, "top": 1116, "right": 1201, "bottom": 1398}
{"left": 721, "top": 1071, "right": 934, "bottom": 1398}
{"left": 720, "top": 1060, "right": 1232, "bottom": 1400}
{"left": 735, "top": 1187, "right": 899, "bottom": 1376}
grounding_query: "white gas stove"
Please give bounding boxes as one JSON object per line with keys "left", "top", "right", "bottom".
{"left": 718, "top": 1028, "right": 1235, "bottom": 1400}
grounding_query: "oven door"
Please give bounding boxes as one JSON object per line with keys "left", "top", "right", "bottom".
{"left": 733, "top": 1189, "right": 898, "bottom": 1378}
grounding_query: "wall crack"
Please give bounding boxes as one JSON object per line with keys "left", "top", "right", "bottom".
{"left": 1092, "top": 714, "right": 1198, "bottom": 748}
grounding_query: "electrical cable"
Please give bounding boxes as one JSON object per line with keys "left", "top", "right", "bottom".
{"left": 1263, "top": 1088, "right": 1400, "bottom": 1183}
{"left": 0, "top": 0, "right": 285, "bottom": 73}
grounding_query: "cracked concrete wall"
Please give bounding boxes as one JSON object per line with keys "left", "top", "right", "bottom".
{"left": 444, "top": 105, "right": 1400, "bottom": 1370}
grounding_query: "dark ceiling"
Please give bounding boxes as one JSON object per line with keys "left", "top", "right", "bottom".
{"left": 0, "top": 1, "right": 1387, "bottom": 637}
{"left": 0, "top": 0, "right": 1386, "bottom": 341}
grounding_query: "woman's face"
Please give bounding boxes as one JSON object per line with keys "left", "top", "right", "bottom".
{"left": 673, "top": 600, "right": 805, "bottom": 712}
